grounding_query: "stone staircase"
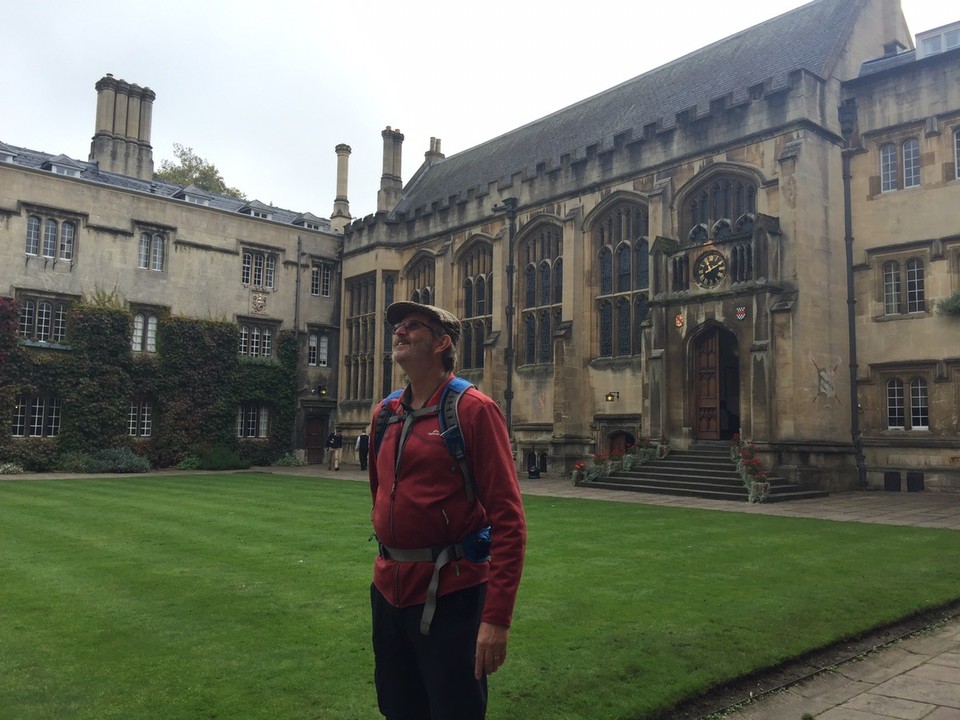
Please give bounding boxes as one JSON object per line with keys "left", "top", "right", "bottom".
{"left": 579, "top": 443, "right": 829, "bottom": 503}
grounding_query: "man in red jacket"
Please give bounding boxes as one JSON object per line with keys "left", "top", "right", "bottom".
{"left": 369, "top": 301, "right": 526, "bottom": 720}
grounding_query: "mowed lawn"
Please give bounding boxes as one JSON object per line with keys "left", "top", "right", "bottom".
{"left": 3, "top": 473, "right": 960, "bottom": 720}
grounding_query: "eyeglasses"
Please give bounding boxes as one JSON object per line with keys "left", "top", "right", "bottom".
{"left": 392, "top": 319, "right": 435, "bottom": 333}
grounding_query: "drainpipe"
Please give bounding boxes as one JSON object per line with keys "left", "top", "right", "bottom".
{"left": 839, "top": 99, "right": 867, "bottom": 487}
{"left": 293, "top": 236, "right": 304, "bottom": 452}
{"left": 491, "top": 197, "right": 518, "bottom": 441}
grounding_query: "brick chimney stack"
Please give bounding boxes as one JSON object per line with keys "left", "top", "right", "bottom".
{"left": 89, "top": 74, "right": 155, "bottom": 181}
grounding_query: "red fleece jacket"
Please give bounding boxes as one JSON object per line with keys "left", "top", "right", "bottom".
{"left": 370, "top": 378, "right": 526, "bottom": 628}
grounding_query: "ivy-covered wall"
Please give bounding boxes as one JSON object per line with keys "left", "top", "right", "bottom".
{"left": 0, "top": 298, "right": 299, "bottom": 470}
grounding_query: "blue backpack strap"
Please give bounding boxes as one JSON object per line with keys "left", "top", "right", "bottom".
{"left": 373, "top": 388, "right": 404, "bottom": 460}
{"left": 439, "top": 377, "right": 476, "bottom": 502}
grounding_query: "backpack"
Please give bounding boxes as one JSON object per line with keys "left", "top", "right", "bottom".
{"left": 373, "top": 377, "right": 477, "bottom": 502}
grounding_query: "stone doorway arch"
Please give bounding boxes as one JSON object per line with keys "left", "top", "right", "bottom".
{"left": 693, "top": 326, "right": 740, "bottom": 441}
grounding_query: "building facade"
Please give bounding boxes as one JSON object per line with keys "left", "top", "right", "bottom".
{"left": 337, "top": 0, "right": 960, "bottom": 491}
{"left": 0, "top": 75, "right": 344, "bottom": 466}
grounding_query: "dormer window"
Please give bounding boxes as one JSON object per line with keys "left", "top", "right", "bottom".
{"left": 917, "top": 22, "right": 960, "bottom": 59}
{"left": 293, "top": 213, "right": 328, "bottom": 232}
{"left": 174, "top": 184, "right": 212, "bottom": 206}
{"left": 41, "top": 154, "right": 83, "bottom": 178}
{"left": 239, "top": 201, "right": 273, "bottom": 221}
{"left": 0, "top": 142, "right": 17, "bottom": 164}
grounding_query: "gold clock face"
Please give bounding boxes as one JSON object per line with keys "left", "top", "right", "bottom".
{"left": 695, "top": 250, "right": 726, "bottom": 288}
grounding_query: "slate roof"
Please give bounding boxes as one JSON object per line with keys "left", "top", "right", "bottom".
{"left": 0, "top": 143, "right": 331, "bottom": 232}
{"left": 393, "top": 0, "right": 861, "bottom": 218}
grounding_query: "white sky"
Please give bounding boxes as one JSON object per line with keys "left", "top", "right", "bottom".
{"left": 2, "top": 0, "right": 955, "bottom": 221}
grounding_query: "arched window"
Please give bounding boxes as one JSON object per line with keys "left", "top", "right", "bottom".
{"left": 25, "top": 216, "right": 40, "bottom": 255}
{"left": 886, "top": 379, "right": 904, "bottom": 429}
{"left": 524, "top": 265, "right": 536, "bottom": 309}
{"left": 616, "top": 245, "right": 631, "bottom": 292}
{"left": 880, "top": 144, "right": 898, "bottom": 192}
{"left": 593, "top": 201, "right": 650, "bottom": 359}
{"left": 906, "top": 259, "right": 925, "bottom": 313}
{"left": 903, "top": 138, "right": 920, "bottom": 188}
{"left": 456, "top": 241, "right": 491, "bottom": 373}
{"left": 59, "top": 222, "right": 75, "bottom": 261}
{"left": 681, "top": 174, "right": 757, "bottom": 242}
{"left": 519, "top": 225, "right": 562, "bottom": 365}
{"left": 599, "top": 248, "right": 613, "bottom": 295}
{"left": 635, "top": 239, "right": 649, "bottom": 289}
{"left": 43, "top": 219, "right": 57, "bottom": 258}
{"left": 883, "top": 261, "right": 901, "bottom": 314}
{"left": 910, "top": 378, "right": 928, "bottom": 430}
{"left": 476, "top": 276, "right": 486, "bottom": 316}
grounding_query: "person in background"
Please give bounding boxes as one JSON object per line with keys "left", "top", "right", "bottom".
{"left": 326, "top": 427, "right": 343, "bottom": 471}
{"left": 368, "top": 301, "right": 526, "bottom": 720}
{"left": 356, "top": 429, "right": 370, "bottom": 471}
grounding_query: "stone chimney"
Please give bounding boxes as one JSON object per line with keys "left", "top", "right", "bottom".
{"left": 89, "top": 74, "right": 156, "bottom": 181}
{"left": 424, "top": 137, "right": 445, "bottom": 164}
{"left": 331, "top": 143, "right": 352, "bottom": 233}
{"left": 377, "top": 126, "right": 404, "bottom": 213}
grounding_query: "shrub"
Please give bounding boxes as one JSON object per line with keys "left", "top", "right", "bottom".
{"left": 176, "top": 456, "right": 201, "bottom": 471}
{"left": 0, "top": 462, "right": 24, "bottom": 475}
{"left": 88, "top": 447, "right": 151, "bottom": 474}
{"left": 56, "top": 452, "right": 96, "bottom": 473}
{"left": 197, "top": 446, "right": 251, "bottom": 471}
{"left": 937, "top": 291, "right": 960, "bottom": 316}
{"left": 273, "top": 452, "right": 306, "bottom": 467}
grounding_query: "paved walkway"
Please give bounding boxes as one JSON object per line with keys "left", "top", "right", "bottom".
{"left": 12, "top": 465, "right": 960, "bottom": 718}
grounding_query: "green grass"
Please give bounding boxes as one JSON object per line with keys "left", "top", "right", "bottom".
{"left": 2, "top": 474, "right": 960, "bottom": 719}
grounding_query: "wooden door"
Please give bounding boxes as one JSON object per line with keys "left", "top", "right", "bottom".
{"left": 305, "top": 417, "right": 327, "bottom": 464}
{"left": 695, "top": 330, "right": 720, "bottom": 439}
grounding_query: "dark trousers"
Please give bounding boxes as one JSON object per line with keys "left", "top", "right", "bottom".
{"left": 371, "top": 583, "right": 488, "bottom": 720}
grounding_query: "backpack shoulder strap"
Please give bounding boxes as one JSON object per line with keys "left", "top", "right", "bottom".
{"left": 438, "top": 377, "right": 477, "bottom": 502}
{"left": 373, "top": 388, "right": 404, "bottom": 459}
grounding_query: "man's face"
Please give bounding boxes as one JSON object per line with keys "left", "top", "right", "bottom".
{"left": 391, "top": 313, "right": 442, "bottom": 369}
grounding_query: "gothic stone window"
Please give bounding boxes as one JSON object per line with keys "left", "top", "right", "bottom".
{"left": 408, "top": 257, "right": 436, "bottom": 306}
{"left": 381, "top": 272, "right": 397, "bottom": 398}
{"left": 460, "top": 241, "right": 493, "bottom": 370}
{"left": 683, "top": 175, "right": 757, "bottom": 244}
{"left": 346, "top": 274, "right": 376, "bottom": 401}
{"left": 594, "top": 203, "right": 649, "bottom": 358}
{"left": 520, "top": 223, "right": 562, "bottom": 365}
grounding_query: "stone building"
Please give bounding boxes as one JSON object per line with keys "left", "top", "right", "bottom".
{"left": 337, "top": 0, "right": 960, "bottom": 490}
{"left": 0, "top": 74, "right": 343, "bottom": 464}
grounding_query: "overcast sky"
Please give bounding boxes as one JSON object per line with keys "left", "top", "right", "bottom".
{"left": 3, "top": 0, "right": 954, "bottom": 221}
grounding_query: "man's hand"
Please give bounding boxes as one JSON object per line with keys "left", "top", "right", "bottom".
{"left": 474, "top": 621, "right": 509, "bottom": 679}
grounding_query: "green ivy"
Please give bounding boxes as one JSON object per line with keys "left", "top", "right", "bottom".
{"left": 0, "top": 300, "right": 300, "bottom": 470}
